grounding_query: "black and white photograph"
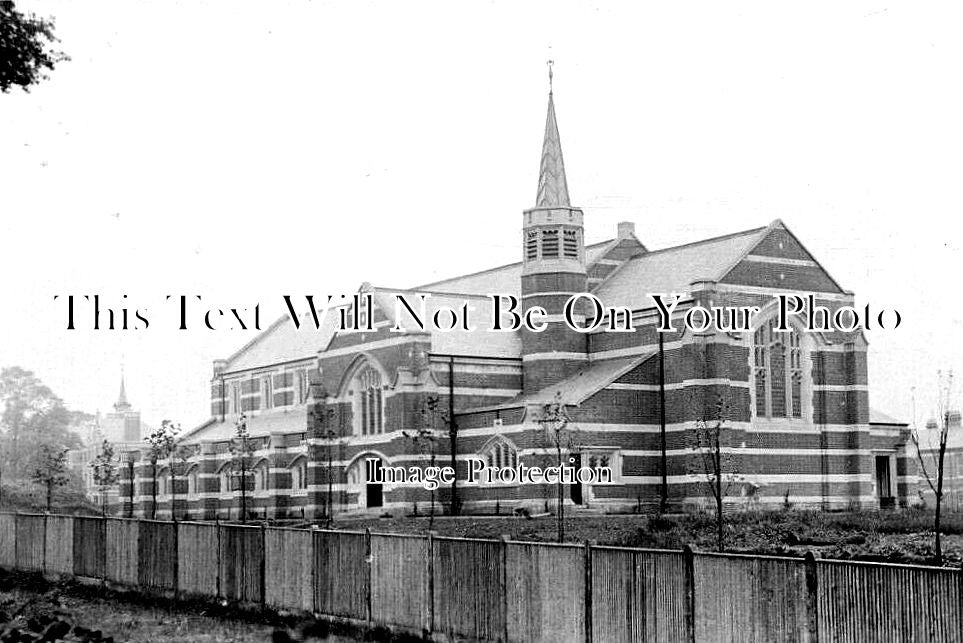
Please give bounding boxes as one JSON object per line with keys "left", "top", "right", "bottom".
{"left": 2, "top": 2, "right": 962, "bottom": 641}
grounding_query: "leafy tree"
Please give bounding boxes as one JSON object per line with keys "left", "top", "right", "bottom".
{"left": 90, "top": 439, "right": 119, "bottom": 516}
{"left": 911, "top": 370, "right": 955, "bottom": 565}
{"left": 0, "top": 0, "right": 68, "bottom": 92}
{"left": 229, "top": 412, "right": 256, "bottom": 523}
{"left": 0, "top": 366, "right": 81, "bottom": 478}
{"left": 146, "top": 420, "right": 180, "bottom": 519}
{"left": 31, "top": 443, "right": 69, "bottom": 511}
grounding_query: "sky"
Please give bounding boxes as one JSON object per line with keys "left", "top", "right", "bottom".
{"left": 1, "top": 1, "right": 961, "bottom": 432}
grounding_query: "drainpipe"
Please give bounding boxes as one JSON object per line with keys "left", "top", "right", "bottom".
{"left": 659, "top": 331, "right": 668, "bottom": 513}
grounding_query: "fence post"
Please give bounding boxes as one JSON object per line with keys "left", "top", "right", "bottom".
{"left": 805, "top": 551, "right": 819, "bottom": 643}
{"left": 311, "top": 525, "right": 319, "bottom": 615}
{"left": 215, "top": 518, "right": 221, "bottom": 600}
{"left": 173, "top": 519, "right": 180, "bottom": 604}
{"left": 259, "top": 523, "right": 267, "bottom": 609}
{"left": 13, "top": 513, "right": 19, "bottom": 572}
{"left": 364, "top": 527, "right": 372, "bottom": 626}
{"left": 427, "top": 531, "right": 435, "bottom": 637}
{"left": 683, "top": 545, "right": 696, "bottom": 643}
{"left": 584, "top": 540, "right": 593, "bottom": 643}
{"left": 500, "top": 535, "right": 509, "bottom": 643}
{"left": 42, "top": 513, "right": 48, "bottom": 577}
{"left": 100, "top": 516, "right": 107, "bottom": 587}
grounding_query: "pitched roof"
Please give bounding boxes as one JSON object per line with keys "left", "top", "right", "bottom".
{"left": 368, "top": 287, "right": 521, "bottom": 358}
{"left": 222, "top": 305, "right": 344, "bottom": 374}
{"left": 869, "top": 408, "right": 907, "bottom": 426}
{"left": 461, "top": 350, "right": 656, "bottom": 413}
{"left": 181, "top": 410, "right": 306, "bottom": 444}
{"left": 592, "top": 226, "right": 768, "bottom": 309}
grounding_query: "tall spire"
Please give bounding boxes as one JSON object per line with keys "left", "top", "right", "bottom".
{"left": 535, "top": 62, "right": 570, "bottom": 208}
{"left": 115, "top": 368, "right": 131, "bottom": 412}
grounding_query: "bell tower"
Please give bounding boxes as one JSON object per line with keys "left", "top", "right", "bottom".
{"left": 520, "top": 64, "right": 588, "bottom": 393}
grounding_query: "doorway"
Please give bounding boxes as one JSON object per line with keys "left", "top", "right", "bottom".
{"left": 569, "top": 453, "right": 583, "bottom": 505}
{"left": 875, "top": 455, "right": 894, "bottom": 508}
{"left": 366, "top": 459, "right": 384, "bottom": 509}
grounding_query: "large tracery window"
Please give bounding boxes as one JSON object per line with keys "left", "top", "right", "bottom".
{"left": 753, "top": 319, "right": 804, "bottom": 419}
{"left": 355, "top": 366, "right": 385, "bottom": 435}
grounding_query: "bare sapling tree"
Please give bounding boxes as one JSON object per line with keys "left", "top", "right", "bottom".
{"left": 146, "top": 420, "right": 180, "bottom": 520}
{"left": 910, "top": 369, "right": 954, "bottom": 565}
{"left": 404, "top": 396, "right": 445, "bottom": 531}
{"left": 32, "top": 444, "right": 69, "bottom": 511}
{"left": 537, "top": 392, "right": 580, "bottom": 543}
{"left": 90, "top": 439, "right": 119, "bottom": 516}
{"left": 229, "top": 412, "right": 256, "bottom": 523}
{"left": 315, "top": 396, "right": 340, "bottom": 524}
{"left": 692, "top": 394, "right": 740, "bottom": 552}
{"left": 422, "top": 393, "right": 462, "bottom": 516}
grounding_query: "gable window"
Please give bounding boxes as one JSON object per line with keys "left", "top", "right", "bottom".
{"left": 753, "top": 319, "right": 806, "bottom": 420}
{"left": 297, "top": 369, "right": 310, "bottom": 404}
{"left": 262, "top": 375, "right": 273, "bottom": 410}
{"left": 230, "top": 382, "right": 241, "bottom": 415}
{"left": 483, "top": 438, "right": 518, "bottom": 469}
{"left": 354, "top": 366, "right": 384, "bottom": 435}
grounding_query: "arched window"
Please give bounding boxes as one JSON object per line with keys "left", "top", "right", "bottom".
{"left": 290, "top": 457, "right": 308, "bottom": 491}
{"left": 482, "top": 438, "right": 518, "bottom": 470}
{"left": 753, "top": 319, "right": 805, "bottom": 419}
{"left": 186, "top": 466, "right": 199, "bottom": 497}
{"left": 354, "top": 366, "right": 384, "bottom": 435}
{"left": 254, "top": 461, "right": 270, "bottom": 492}
{"left": 218, "top": 464, "right": 232, "bottom": 494}
{"left": 156, "top": 468, "right": 170, "bottom": 497}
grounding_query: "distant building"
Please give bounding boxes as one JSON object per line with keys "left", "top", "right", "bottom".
{"left": 120, "top": 80, "right": 915, "bottom": 521}
{"left": 915, "top": 410, "right": 963, "bottom": 511}
{"left": 68, "top": 374, "right": 148, "bottom": 510}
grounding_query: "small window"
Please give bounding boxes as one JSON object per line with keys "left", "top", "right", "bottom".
{"left": 262, "top": 375, "right": 273, "bottom": 410}
{"left": 230, "top": 382, "right": 241, "bottom": 414}
{"left": 525, "top": 231, "right": 539, "bottom": 260}
{"left": 563, "top": 229, "right": 578, "bottom": 258}
{"left": 542, "top": 229, "right": 559, "bottom": 258}
{"left": 187, "top": 468, "right": 199, "bottom": 497}
{"left": 218, "top": 465, "right": 232, "bottom": 494}
{"left": 297, "top": 369, "right": 309, "bottom": 404}
{"left": 291, "top": 458, "right": 308, "bottom": 491}
{"left": 255, "top": 461, "right": 270, "bottom": 491}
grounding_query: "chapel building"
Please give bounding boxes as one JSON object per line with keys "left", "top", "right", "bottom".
{"left": 118, "top": 83, "right": 915, "bottom": 520}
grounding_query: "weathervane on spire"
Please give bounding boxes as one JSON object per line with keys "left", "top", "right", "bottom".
{"left": 547, "top": 59, "right": 554, "bottom": 93}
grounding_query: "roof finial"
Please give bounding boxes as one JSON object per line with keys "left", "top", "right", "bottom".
{"left": 547, "top": 59, "right": 554, "bottom": 94}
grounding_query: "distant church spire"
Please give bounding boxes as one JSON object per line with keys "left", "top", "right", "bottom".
{"left": 535, "top": 61, "right": 570, "bottom": 208}
{"left": 115, "top": 369, "right": 131, "bottom": 412}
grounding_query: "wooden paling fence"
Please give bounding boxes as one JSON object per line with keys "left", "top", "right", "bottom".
{"left": 0, "top": 512, "right": 960, "bottom": 642}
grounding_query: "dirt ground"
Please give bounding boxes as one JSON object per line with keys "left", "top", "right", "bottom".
{"left": 0, "top": 571, "right": 362, "bottom": 643}
{"left": 334, "top": 509, "right": 963, "bottom": 566}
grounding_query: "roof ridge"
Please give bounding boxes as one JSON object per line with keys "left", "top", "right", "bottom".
{"left": 639, "top": 225, "right": 768, "bottom": 258}
{"left": 413, "top": 238, "right": 614, "bottom": 290}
